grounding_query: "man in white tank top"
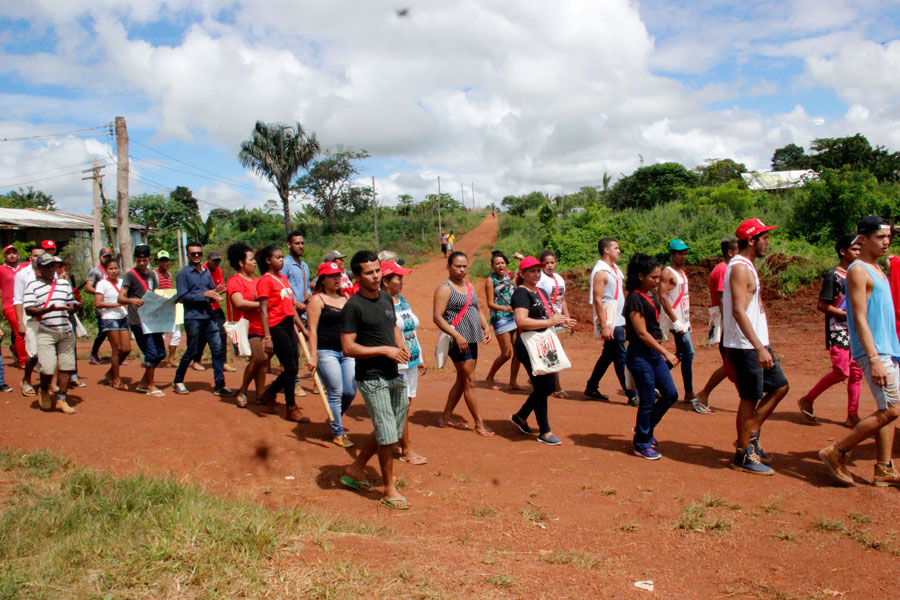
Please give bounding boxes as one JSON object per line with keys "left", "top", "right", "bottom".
{"left": 585, "top": 238, "right": 636, "bottom": 404}
{"left": 723, "top": 219, "right": 789, "bottom": 476}
{"left": 659, "top": 239, "right": 696, "bottom": 407}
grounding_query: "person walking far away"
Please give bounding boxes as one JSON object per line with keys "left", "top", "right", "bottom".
{"left": 624, "top": 253, "right": 680, "bottom": 460}
{"left": 0, "top": 244, "right": 27, "bottom": 368}
{"left": 723, "top": 219, "right": 789, "bottom": 475}
{"left": 119, "top": 244, "right": 166, "bottom": 397}
{"left": 85, "top": 247, "right": 115, "bottom": 365}
{"left": 172, "top": 242, "right": 236, "bottom": 398}
{"left": 509, "top": 256, "right": 576, "bottom": 446}
{"left": 819, "top": 216, "right": 900, "bottom": 487}
{"left": 585, "top": 238, "right": 636, "bottom": 405}
{"left": 340, "top": 250, "right": 412, "bottom": 510}
{"left": 659, "top": 238, "right": 696, "bottom": 408}
{"left": 694, "top": 236, "right": 738, "bottom": 413}
{"left": 440, "top": 231, "right": 448, "bottom": 257}
{"left": 797, "top": 236, "right": 862, "bottom": 427}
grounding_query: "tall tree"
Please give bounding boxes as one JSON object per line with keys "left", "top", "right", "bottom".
{"left": 606, "top": 162, "right": 699, "bottom": 210}
{"left": 294, "top": 149, "right": 369, "bottom": 232}
{"left": 770, "top": 143, "right": 809, "bottom": 171}
{"left": 0, "top": 186, "right": 56, "bottom": 210}
{"left": 239, "top": 121, "right": 321, "bottom": 234}
{"left": 170, "top": 186, "right": 199, "bottom": 215}
{"left": 696, "top": 158, "right": 747, "bottom": 185}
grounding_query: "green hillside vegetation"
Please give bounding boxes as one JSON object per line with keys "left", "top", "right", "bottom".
{"left": 490, "top": 134, "right": 900, "bottom": 295}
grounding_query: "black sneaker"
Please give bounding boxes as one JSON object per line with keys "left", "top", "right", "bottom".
{"left": 214, "top": 387, "right": 237, "bottom": 397}
{"left": 583, "top": 389, "right": 609, "bottom": 401}
{"left": 509, "top": 414, "right": 535, "bottom": 435}
{"left": 627, "top": 396, "right": 639, "bottom": 407}
{"left": 0, "top": 384, "right": 12, "bottom": 393}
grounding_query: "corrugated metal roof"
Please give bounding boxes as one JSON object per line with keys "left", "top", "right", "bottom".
{"left": 0, "top": 208, "right": 142, "bottom": 231}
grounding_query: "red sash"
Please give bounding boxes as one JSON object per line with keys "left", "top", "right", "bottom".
{"left": 130, "top": 269, "right": 150, "bottom": 291}
{"left": 637, "top": 291, "right": 659, "bottom": 321}
{"left": 35, "top": 280, "right": 59, "bottom": 322}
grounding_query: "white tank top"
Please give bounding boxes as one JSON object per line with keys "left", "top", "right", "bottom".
{"left": 589, "top": 260, "right": 625, "bottom": 327}
{"left": 722, "top": 255, "right": 768, "bottom": 349}
{"left": 663, "top": 266, "right": 690, "bottom": 324}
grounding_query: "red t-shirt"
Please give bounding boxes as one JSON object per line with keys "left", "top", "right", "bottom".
{"left": 0, "top": 262, "right": 24, "bottom": 310}
{"left": 256, "top": 272, "right": 295, "bottom": 328}
{"left": 156, "top": 269, "right": 174, "bottom": 290}
{"left": 708, "top": 261, "right": 727, "bottom": 307}
{"left": 226, "top": 274, "right": 263, "bottom": 335}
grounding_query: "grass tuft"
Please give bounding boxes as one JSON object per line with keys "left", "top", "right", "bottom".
{"left": 470, "top": 506, "right": 499, "bottom": 518}
{"left": 0, "top": 449, "right": 69, "bottom": 478}
{"left": 617, "top": 521, "right": 639, "bottom": 533}
{"left": 813, "top": 517, "right": 847, "bottom": 532}
{"left": 539, "top": 549, "right": 606, "bottom": 570}
{"left": 486, "top": 574, "right": 516, "bottom": 588}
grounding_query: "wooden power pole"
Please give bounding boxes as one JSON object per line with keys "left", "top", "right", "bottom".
{"left": 81, "top": 159, "right": 106, "bottom": 261}
{"left": 372, "top": 176, "right": 379, "bottom": 249}
{"left": 471, "top": 182, "right": 475, "bottom": 210}
{"left": 115, "top": 116, "right": 133, "bottom": 271}
{"left": 437, "top": 176, "right": 443, "bottom": 242}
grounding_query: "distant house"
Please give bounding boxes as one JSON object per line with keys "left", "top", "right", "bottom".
{"left": 0, "top": 207, "right": 145, "bottom": 260}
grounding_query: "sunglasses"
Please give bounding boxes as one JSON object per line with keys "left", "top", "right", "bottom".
{"left": 188, "top": 251, "right": 203, "bottom": 257}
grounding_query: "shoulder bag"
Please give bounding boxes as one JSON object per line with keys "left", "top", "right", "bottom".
{"left": 435, "top": 282, "right": 472, "bottom": 368}
{"left": 520, "top": 288, "right": 571, "bottom": 376}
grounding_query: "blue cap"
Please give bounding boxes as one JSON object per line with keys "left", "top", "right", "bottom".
{"left": 668, "top": 238, "right": 689, "bottom": 252}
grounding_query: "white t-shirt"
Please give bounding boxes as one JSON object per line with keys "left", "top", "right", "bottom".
{"left": 537, "top": 271, "right": 566, "bottom": 315}
{"left": 13, "top": 263, "right": 35, "bottom": 306}
{"left": 95, "top": 278, "right": 127, "bottom": 320}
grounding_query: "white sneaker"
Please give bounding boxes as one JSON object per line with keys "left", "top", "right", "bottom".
{"left": 172, "top": 383, "right": 189, "bottom": 395}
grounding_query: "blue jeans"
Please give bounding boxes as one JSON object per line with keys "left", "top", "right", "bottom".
{"left": 130, "top": 324, "right": 166, "bottom": 368}
{"left": 587, "top": 325, "right": 635, "bottom": 399}
{"left": 673, "top": 330, "right": 694, "bottom": 397}
{"left": 627, "top": 347, "right": 678, "bottom": 448}
{"left": 175, "top": 318, "right": 225, "bottom": 388}
{"left": 317, "top": 348, "right": 357, "bottom": 436}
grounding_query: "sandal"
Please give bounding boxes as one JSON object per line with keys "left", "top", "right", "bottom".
{"left": 145, "top": 389, "right": 165, "bottom": 397}
{"left": 797, "top": 397, "right": 818, "bottom": 424}
{"left": 380, "top": 496, "right": 411, "bottom": 510}
{"left": 21, "top": 383, "right": 36, "bottom": 397}
{"left": 690, "top": 399, "right": 713, "bottom": 414}
{"left": 236, "top": 393, "right": 248, "bottom": 408}
{"left": 340, "top": 475, "right": 373, "bottom": 493}
{"left": 399, "top": 454, "right": 428, "bottom": 465}
{"left": 551, "top": 390, "right": 571, "bottom": 399}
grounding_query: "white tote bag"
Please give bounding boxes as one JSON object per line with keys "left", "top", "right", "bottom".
{"left": 520, "top": 327, "right": 571, "bottom": 376}
{"left": 707, "top": 306, "right": 722, "bottom": 346}
{"left": 223, "top": 318, "right": 251, "bottom": 357}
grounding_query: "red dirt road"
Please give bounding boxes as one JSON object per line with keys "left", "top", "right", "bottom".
{"left": 3, "top": 216, "right": 898, "bottom": 599}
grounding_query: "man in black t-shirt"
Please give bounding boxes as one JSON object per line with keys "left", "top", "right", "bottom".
{"left": 339, "top": 250, "right": 411, "bottom": 510}
{"left": 797, "top": 235, "right": 862, "bottom": 426}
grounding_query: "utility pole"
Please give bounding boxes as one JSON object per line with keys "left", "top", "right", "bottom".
{"left": 115, "top": 117, "right": 133, "bottom": 272}
{"left": 81, "top": 159, "right": 106, "bottom": 260}
{"left": 460, "top": 182, "right": 464, "bottom": 210}
{"left": 471, "top": 182, "right": 475, "bottom": 210}
{"left": 437, "top": 176, "right": 442, "bottom": 243}
{"left": 372, "top": 176, "right": 379, "bottom": 249}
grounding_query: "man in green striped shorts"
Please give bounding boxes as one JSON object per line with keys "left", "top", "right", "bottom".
{"left": 340, "top": 250, "right": 411, "bottom": 510}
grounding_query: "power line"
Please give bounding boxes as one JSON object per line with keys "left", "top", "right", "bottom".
{"left": 0, "top": 125, "right": 109, "bottom": 143}
{"left": 128, "top": 153, "right": 270, "bottom": 193}
{"left": 0, "top": 168, "right": 98, "bottom": 189}
{"left": 0, "top": 160, "right": 111, "bottom": 184}
{"left": 130, "top": 138, "right": 271, "bottom": 192}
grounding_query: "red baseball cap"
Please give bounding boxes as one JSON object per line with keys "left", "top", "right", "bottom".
{"left": 518, "top": 256, "right": 544, "bottom": 271}
{"left": 381, "top": 261, "right": 411, "bottom": 277}
{"left": 3, "top": 245, "right": 17, "bottom": 254}
{"left": 41, "top": 240, "right": 56, "bottom": 250}
{"left": 317, "top": 262, "right": 343, "bottom": 277}
{"left": 735, "top": 218, "right": 777, "bottom": 241}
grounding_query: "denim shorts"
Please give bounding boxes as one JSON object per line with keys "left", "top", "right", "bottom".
{"left": 99, "top": 317, "right": 129, "bottom": 332}
{"left": 856, "top": 354, "right": 900, "bottom": 411}
{"left": 449, "top": 341, "right": 478, "bottom": 363}
{"left": 491, "top": 314, "right": 517, "bottom": 335}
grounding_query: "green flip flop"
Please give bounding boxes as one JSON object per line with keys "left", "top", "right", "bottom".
{"left": 380, "top": 497, "right": 410, "bottom": 510}
{"left": 340, "top": 475, "right": 373, "bottom": 493}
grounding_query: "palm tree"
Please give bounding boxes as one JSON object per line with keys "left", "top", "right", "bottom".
{"left": 239, "top": 121, "right": 321, "bottom": 235}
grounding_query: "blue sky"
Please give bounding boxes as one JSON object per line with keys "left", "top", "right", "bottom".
{"left": 1, "top": 0, "right": 898, "bottom": 214}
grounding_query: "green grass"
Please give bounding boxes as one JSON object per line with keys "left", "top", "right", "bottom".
{"left": 813, "top": 517, "right": 847, "bottom": 532}
{"left": 470, "top": 506, "right": 499, "bottom": 518}
{"left": 486, "top": 574, "right": 516, "bottom": 588}
{"left": 617, "top": 521, "right": 639, "bottom": 533}
{"left": 0, "top": 449, "right": 395, "bottom": 599}
{"left": 675, "top": 501, "right": 733, "bottom": 534}
{"left": 521, "top": 507, "right": 548, "bottom": 523}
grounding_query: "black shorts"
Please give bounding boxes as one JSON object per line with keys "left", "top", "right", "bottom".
{"left": 441, "top": 244, "right": 448, "bottom": 252}
{"left": 449, "top": 341, "right": 478, "bottom": 363}
{"left": 726, "top": 346, "right": 788, "bottom": 401}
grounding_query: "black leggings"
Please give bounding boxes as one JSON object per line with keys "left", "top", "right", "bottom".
{"left": 266, "top": 317, "right": 300, "bottom": 408}
{"left": 514, "top": 338, "right": 557, "bottom": 435}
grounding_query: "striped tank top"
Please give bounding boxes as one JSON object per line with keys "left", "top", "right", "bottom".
{"left": 442, "top": 281, "right": 484, "bottom": 344}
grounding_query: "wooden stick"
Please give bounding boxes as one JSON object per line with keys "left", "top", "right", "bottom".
{"left": 296, "top": 329, "right": 334, "bottom": 422}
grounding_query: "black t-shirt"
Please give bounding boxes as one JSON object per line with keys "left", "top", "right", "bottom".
{"left": 121, "top": 268, "right": 159, "bottom": 326}
{"left": 511, "top": 286, "right": 551, "bottom": 325}
{"left": 818, "top": 266, "right": 848, "bottom": 350}
{"left": 623, "top": 290, "right": 662, "bottom": 347}
{"left": 342, "top": 290, "right": 399, "bottom": 380}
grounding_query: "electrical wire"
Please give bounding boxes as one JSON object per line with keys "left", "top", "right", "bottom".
{"left": 0, "top": 125, "right": 109, "bottom": 143}
{"left": 0, "top": 160, "right": 111, "bottom": 184}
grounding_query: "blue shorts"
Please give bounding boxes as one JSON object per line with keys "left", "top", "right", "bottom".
{"left": 99, "top": 317, "right": 128, "bottom": 332}
{"left": 491, "top": 314, "right": 517, "bottom": 335}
